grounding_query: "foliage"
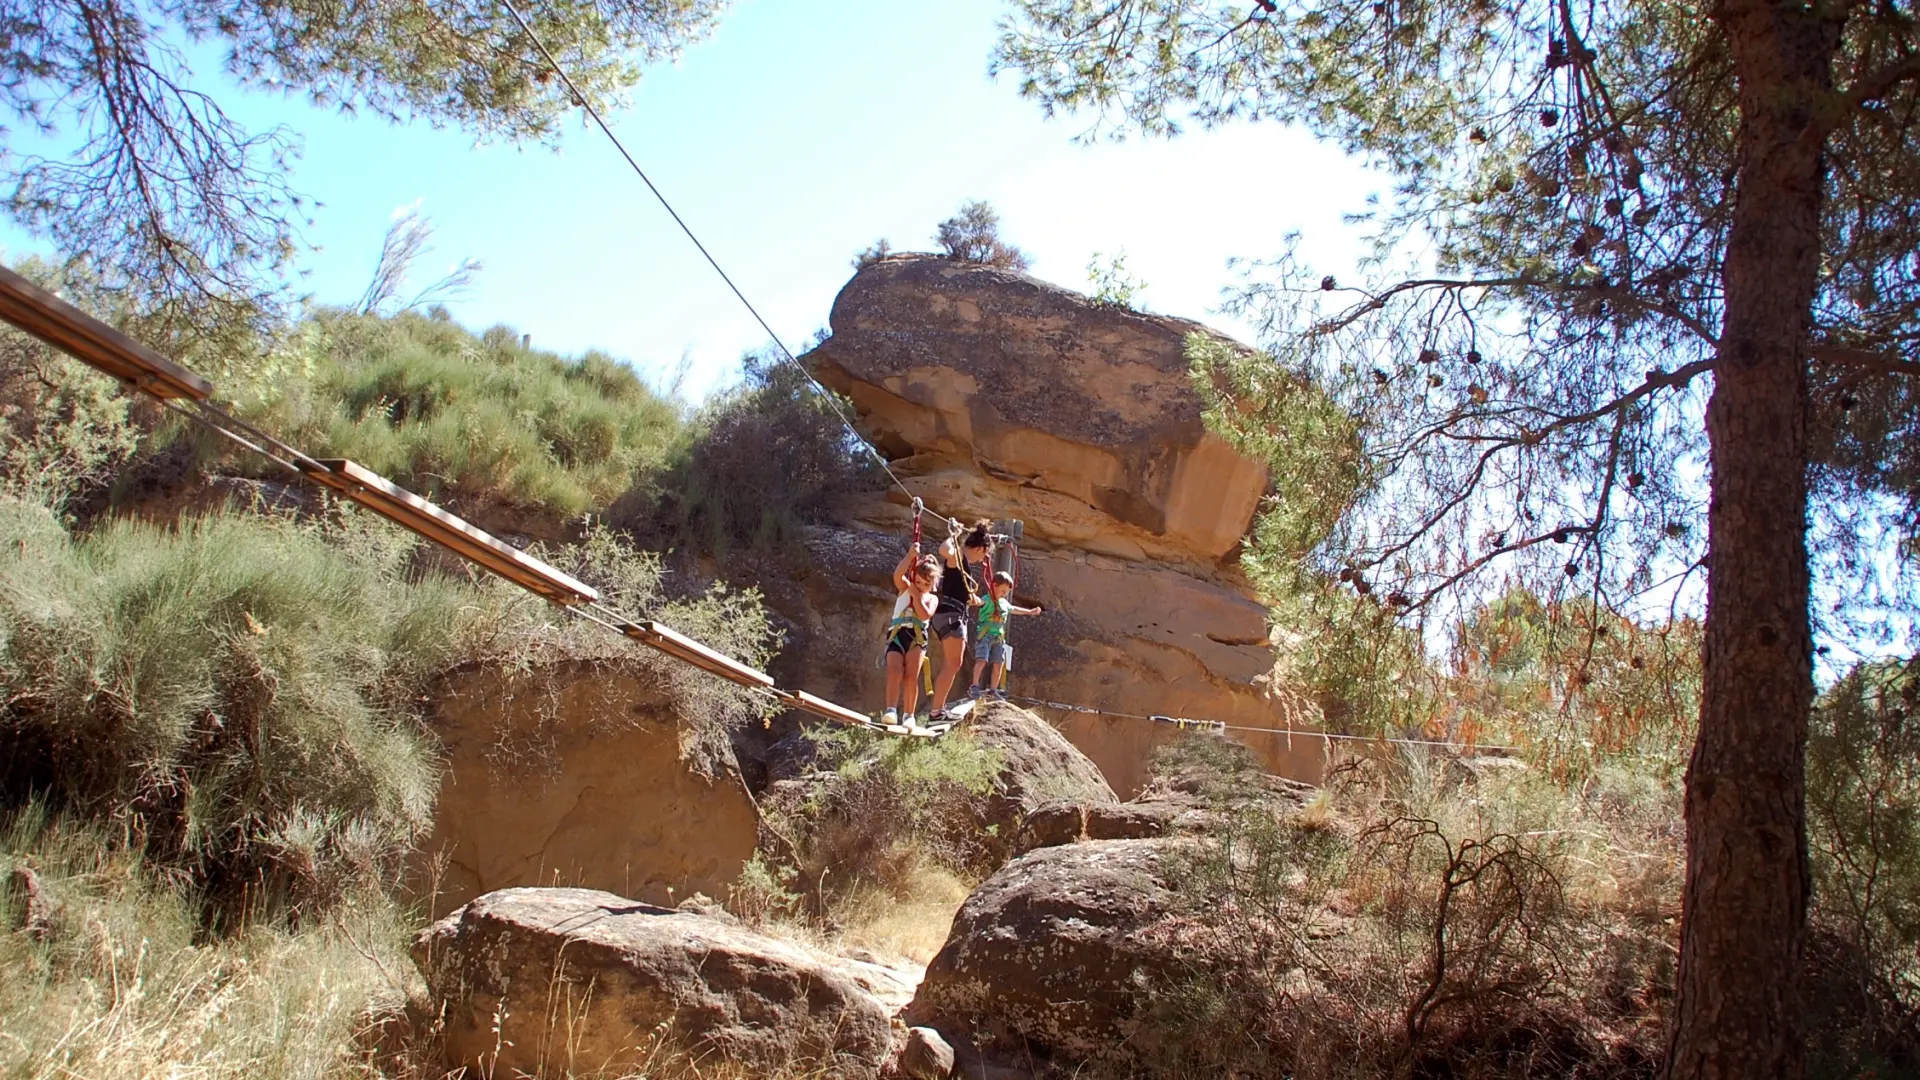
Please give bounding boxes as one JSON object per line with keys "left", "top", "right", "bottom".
{"left": 0, "top": 309, "right": 142, "bottom": 517}
{"left": 999, "top": 11, "right": 1920, "bottom": 1057}
{"left": 5, "top": 0, "right": 726, "bottom": 339}
{"left": 1804, "top": 662, "right": 1920, "bottom": 1075}
{"left": 1000, "top": 0, "right": 1920, "bottom": 645}
{"left": 228, "top": 308, "right": 682, "bottom": 519}
{"left": 750, "top": 726, "right": 1006, "bottom": 932}
{"left": 354, "top": 208, "right": 480, "bottom": 317}
{"left": 0, "top": 807, "right": 427, "bottom": 1080}
{"left": 534, "top": 523, "right": 783, "bottom": 770}
{"left": 1085, "top": 249, "right": 1145, "bottom": 309}
{"left": 623, "top": 348, "right": 881, "bottom": 554}
{"left": 933, "top": 200, "right": 1032, "bottom": 270}
{"left": 1447, "top": 590, "right": 1701, "bottom": 775}
{"left": 1189, "top": 334, "right": 1363, "bottom": 577}
{"left": 851, "top": 238, "right": 894, "bottom": 269}
{"left": 0, "top": 474, "right": 776, "bottom": 922}
{"left": 0, "top": 498, "right": 489, "bottom": 920}
{"left": 1135, "top": 740, "right": 1679, "bottom": 1079}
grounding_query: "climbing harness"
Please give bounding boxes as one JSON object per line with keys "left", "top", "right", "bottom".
{"left": 878, "top": 496, "right": 936, "bottom": 703}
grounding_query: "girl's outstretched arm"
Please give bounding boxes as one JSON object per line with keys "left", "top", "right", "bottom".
{"left": 893, "top": 546, "right": 919, "bottom": 592}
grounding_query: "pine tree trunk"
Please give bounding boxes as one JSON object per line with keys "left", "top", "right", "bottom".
{"left": 1665, "top": 5, "right": 1840, "bottom": 1078}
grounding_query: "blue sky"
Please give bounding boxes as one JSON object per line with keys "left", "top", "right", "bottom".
{"left": 5, "top": 0, "right": 1383, "bottom": 401}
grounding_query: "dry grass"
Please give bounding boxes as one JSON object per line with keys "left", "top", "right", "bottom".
{"left": 812, "top": 859, "right": 969, "bottom": 967}
{"left": 1124, "top": 738, "right": 1682, "bottom": 1080}
{"left": 0, "top": 808, "right": 426, "bottom": 1080}
{"left": 0, "top": 809, "right": 903, "bottom": 1080}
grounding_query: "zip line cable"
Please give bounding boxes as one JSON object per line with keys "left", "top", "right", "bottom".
{"left": 498, "top": 0, "right": 957, "bottom": 532}
{"left": 492, "top": 1, "right": 1531, "bottom": 759}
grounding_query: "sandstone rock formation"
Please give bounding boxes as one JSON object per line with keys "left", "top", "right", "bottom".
{"left": 905, "top": 838, "right": 1187, "bottom": 1069}
{"left": 1011, "top": 798, "right": 1187, "bottom": 855}
{"left": 416, "top": 661, "right": 758, "bottom": 916}
{"left": 964, "top": 700, "right": 1117, "bottom": 834}
{"left": 809, "top": 256, "right": 1265, "bottom": 570}
{"left": 755, "top": 703, "right": 1116, "bottom": 886}
{"left": 765, "top": 254, "right": 1326, "bottom": 792}
{"left": 415, "top": 887, "right": 894, "bottom": 1079}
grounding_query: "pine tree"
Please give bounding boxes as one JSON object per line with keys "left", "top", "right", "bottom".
{"left": 997, "top": 1, "right": 1920, "bottom": 1074}
{"left": 5, "top": 0, "right": 725, "bottom": 337}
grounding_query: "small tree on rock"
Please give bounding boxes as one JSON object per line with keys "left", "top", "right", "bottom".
{"left": 934, "top": 200, "right": 1032, "bottom": 270}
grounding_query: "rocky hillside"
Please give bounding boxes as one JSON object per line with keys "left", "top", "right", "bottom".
{"left": 766, "top": 254, "right": 1324, "bottom": 793}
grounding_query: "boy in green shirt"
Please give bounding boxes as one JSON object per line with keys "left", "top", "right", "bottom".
{"left": 968, "top": 571, "right": 1043, "bottom": 700}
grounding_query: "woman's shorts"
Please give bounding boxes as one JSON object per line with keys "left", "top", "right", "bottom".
{"left": 930, "top": 610, "right": 969, "bottom": 642}
{"left": 975, "top": 639, "right": 1011, "bottom": 667}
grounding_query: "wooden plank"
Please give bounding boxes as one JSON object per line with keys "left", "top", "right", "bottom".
{"left": 304, "top": 458, "right": 598, "bottom": 606}
{"left": 623, "top": 620, "right": 775, "bottom": 689}
{"left": 0, "top": 265, "right": 212, "bottom": 400}
{"left": 774, "top": 689, "right": 871, "bottom": 727}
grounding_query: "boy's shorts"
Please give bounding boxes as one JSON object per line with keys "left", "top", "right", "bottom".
{"left": 975, "top": 639, "right": 1011, "bottom": 667}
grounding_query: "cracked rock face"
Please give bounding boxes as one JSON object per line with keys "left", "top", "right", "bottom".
{"left": 808, "top": 255, "right": 1266, "bottom": 569}
{"left": 413, "top": 661, "right": 759, "bottom": 916}
{"left": 414, "top": 888, "right": 894, "bottom": 1079}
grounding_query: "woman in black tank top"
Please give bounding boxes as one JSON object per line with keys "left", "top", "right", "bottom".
{"left": 928, "top": 519, "right": 992, "bottom": 719}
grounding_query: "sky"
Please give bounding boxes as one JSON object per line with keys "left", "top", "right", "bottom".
{"left": 2, "top": 0, "right": 1383, "bottom": 402}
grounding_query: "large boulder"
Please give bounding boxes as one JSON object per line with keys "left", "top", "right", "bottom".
{"left": 905, "top": 838, "right": 1187, "bottom": 1068}
{"left": 963, "top": 700, "right": 1116, "bottom": 831}
{"left": 415, "top": 661, "right": 759, "bottom": 916}
{"left": 414, "top": 888, "right": 895, "bottom": 1079}
{"left": 807, "top": 255, "right": 1265, "bottom": 568}
{"left": 754, "top": 703, "right": 1115, "bottom": 880}
{"left": 1012, "top": 799, "right": 1187, "bottom": 855}
{"left": 773, "top": 256, "right": 1331, "bottom": 791}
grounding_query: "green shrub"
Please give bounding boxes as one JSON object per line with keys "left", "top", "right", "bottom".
{"left": 227, "top": 309, "right": 682, "bottom": 519}
{"left": 623, "top": 349, "right": 881, "bottom": 555}
{"left": 0, "top": 499, "right": 512, "bottom": 921}
{"left": 1805, "top": 663, "right": 1920, "bottom": 1077}
{"left": 933, "top": 200, "right": 1031, "bottom": 271}
{"left": 0, "top": 494, "right": 780, "bottom": 925}
{"left": 754, "top": 726, "right": 1005, "bottom": 923}
{"left": 0, "top": 317, "right": 141, "bottom": 516}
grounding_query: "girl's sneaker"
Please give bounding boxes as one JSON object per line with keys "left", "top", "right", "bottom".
{"left": 882, "top": 708, "right": 899, "bottom": 726}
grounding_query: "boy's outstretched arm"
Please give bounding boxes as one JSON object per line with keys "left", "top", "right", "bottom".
{"left": 1010, "top": 603, "right": 1045, "bottom": 616}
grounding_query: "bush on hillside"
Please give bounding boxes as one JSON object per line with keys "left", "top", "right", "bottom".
{"left": 227, "top": 308, "right": 682, "bottom": 518}
{"left": 622, "top": 349, "right": 881, "bottom": 555}
{"left": 0, "top": 499, "right": 499, "bottom": 922}
{"left": 0, "top": 807, "right": 425, "bottom": 1079}
{"left": 0, "top": 316, "right": 141, "bottom": 516}
{"left": 0, "top": 491, "right": 778, "bottom": 924}
{"left": 852, "top": 238, "right": 893, "bottom": 268}
{"left": 746, "top": 727, "right": 1004, "bottom": 927}
{"left": 934, "top": 200, "right": 1031, "bottom": 271}
{"left": 1130, "top": 739, "right": 1674, "bottom": 1080}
